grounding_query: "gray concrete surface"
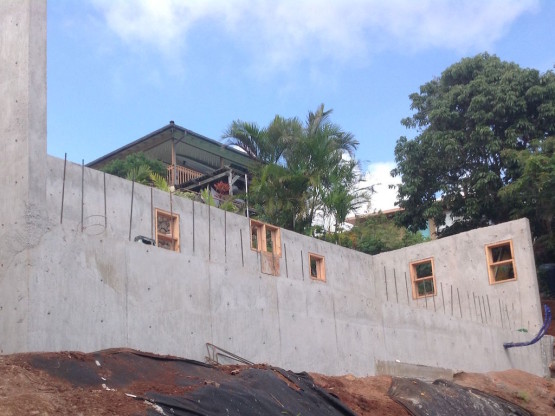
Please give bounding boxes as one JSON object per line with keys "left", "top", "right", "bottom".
{"left": 0, "top": 0, "right": 47, "bottom": 353}
{"left": 376, "top": 361, "right": 454, "bottom": 381}
{"left": 24, "top": 155, "right": 555, "bottom": 376}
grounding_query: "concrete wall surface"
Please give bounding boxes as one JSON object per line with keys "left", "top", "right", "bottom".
{"left": 0, "top": 0, "right": 47, "bottom": 354}
{"left": 1, "top": 154, "right": 551, "bottom": 376}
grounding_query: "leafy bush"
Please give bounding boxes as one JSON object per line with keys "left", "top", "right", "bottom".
{"left": 102, "top": 153, "right": 166, "bottom": 184}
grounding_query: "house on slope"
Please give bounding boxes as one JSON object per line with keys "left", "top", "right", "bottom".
{"left": 347, "top": 207, "right": 465, "bottom": 240}
{"left": 346, "top": 208, "right": 437, "bottom": 240}
{"left": 87, "top": 121, "right": 255, "bottom": 196}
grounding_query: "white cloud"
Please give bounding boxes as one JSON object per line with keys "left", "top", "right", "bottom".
{"left": 358, "top": 162, "right": 401, "bottom": 214}
{"left": 92, "top": 0, "right": 539, "bottom": 70}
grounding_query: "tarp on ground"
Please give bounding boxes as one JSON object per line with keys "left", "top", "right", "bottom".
{"left": 388, "top": 377, "right": 532, "bottom": 416}
{"left": 146, "top": 368, "right": 356, "bottom": 416}
{"left": 30, "top": 349, "right": 356, "bottom": 416}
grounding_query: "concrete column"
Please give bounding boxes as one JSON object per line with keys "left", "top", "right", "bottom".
{"left": 0, "top": 0, "right": 47, "bottom": 353}
{"left": 0, "top": 0, "right": 47, "bottom": 217}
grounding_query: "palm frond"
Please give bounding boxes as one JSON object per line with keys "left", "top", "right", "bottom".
{"left": 150, "top": 172, "right": 169, "bottom": 192}
{"left": 126, "top": 164, "right": 152, "bottom": 184}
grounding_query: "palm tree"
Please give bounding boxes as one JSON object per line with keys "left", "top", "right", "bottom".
{"left": 288, "top": 104, "right": 361, "bottom": 228}
{"left": 306, "top": 104, "right": 358, "bottom": 156}
{"left": 249, "top": 163, "right": 310, "bottom": 232}
{"left": 322, "top": 159, "right": 372, "bottom": 234}
{"left": 224, "top": 104, "right": 363, "bottom": 234}
{"left": 223, "top": 116, "right": 302, "bottom": 165}
{"left": 222, "top": 121, "right": 268, "bottom": 161}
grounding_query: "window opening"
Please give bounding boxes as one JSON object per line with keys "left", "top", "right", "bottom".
{"left": 486, "top": 240, "right": 516, "bottom": 284}
{"left": 410, "top": 258, "right": 435, "bottom": 298}
{"left": 251, "top": 223, "right": 261, "bottom": 251}
{"left": 266, "top": 228, "right": 273, "bottom": 253}
{"left": 250, "top": 220, "right": 281, "bottom": 257}
{"left": 309, "top": 253, "right": 326, "bottom": 282}
{"left": 155, "top": 209, "right": 180, "bottom": 252}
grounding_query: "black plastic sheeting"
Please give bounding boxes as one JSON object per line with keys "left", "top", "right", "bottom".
{"left": 146, "top": 368, "right": 357, "bottom": 416}
{"left": 30, "top": 349, "right": 356, "bottom": 416}
{"left": 388, "top": 377, "right": 532, "bottom": 416}
{"left": 30, "top": 349, "right": 217, "bottom": 390}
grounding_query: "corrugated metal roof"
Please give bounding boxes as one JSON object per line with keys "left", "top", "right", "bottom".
{"left": 86, "top": 122, "right": 255, "bottom": 172}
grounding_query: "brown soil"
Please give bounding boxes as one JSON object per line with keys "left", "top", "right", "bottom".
{"left": 454, "top": 369, "right": 555, "bottom": 416}
{"left": 311, "top": 373, "right": 406, "bottom": 415}
{"left": 0, "top": 353, "right": 148, "bottom": 416}
{"left": 0, "top": 350, "right": 553, "bottom": 415}
{"left": 312, "top": 370, "right": 555, "bottom": 416}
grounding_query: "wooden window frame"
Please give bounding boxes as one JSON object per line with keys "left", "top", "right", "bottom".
{"left": 250, "top": 220, "right": 281, "bottom": 257}
{"left": 250, "top": 220, "right": 263, "bottom": 252}
{"left": 485, "top": 240, "right": 517, "bottom": 284}
{"left": 309, "top": 253, "right": 326, "bottom": 282}
{"left": 409, "top": 258, "right": 436, "bottom": 299}
{"left": 155, "top": 208, "right": 180, "bottom": 252}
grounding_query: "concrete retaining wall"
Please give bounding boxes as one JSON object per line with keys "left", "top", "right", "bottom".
{"left": 4, "top": 155, "right": 548, "bottom": 376}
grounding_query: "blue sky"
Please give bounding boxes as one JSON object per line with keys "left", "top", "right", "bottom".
{"left": 47, "top": 0, "right": 555, "bottom": 211}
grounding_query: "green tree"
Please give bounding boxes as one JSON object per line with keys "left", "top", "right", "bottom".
{"left": 249, "top": 163, "right": 310, "bottom": 231}
{"left": 287, "top": 104, "right": 361, "bottom": 229}
{"left": 337, "top": 214, "right": 427, "bottom": 255}
{"left": 102, "top": 153, "right": 166, "bottom": 184}
{"left": 499, "top": 136, "right": 555, "bottom": 262}
{"left": 222, "top": 115, "right": 302, "bottom": 164}
{"left": 225, "top": 104, "right": 364, "bottom": 234}
{"left": 393, "top": 53, "right": 555, "bottom": 237}
{"left": 321, "top": 158, "right": 371, "bottom": 234}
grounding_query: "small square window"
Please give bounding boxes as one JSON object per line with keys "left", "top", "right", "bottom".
{"left": 409, "top": 258, "right": 435, "bottom": 298}
{"left": 309, "top": 253, "right": 326, "bottom": 282}
{"left": 485, "top": 240, "right": 516, "bottom": 284}
{"left": 250, "top": 220, "right": 281, "bottom": 256}
{"left": 155, "top": 209, "right": 180, "bottom": 252}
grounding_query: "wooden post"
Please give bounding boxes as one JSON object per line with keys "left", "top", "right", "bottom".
{"left": 171, "top": 138, "right": 177, "bottom": 186}
{"left": 228, "top": 170, "right": 233, "bottom": 196}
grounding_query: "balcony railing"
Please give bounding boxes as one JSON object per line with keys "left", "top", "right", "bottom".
{"left": 167, "top": 165, "right": 203, "bottom": 186}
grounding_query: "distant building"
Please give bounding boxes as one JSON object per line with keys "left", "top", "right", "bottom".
{"left": 346, "top": 205, "right": 467, "bottom": 240}
{"left": 346, "top": 207, "right": 437, "bottom": 239}
{"left": 87, "top": 121, "right": 255, "bottom": 196}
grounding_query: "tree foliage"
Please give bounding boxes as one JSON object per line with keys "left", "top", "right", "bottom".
{"left": 332, "top": 214, "right": 427, "bottom": 255}
{"left": 102, "top": 153, "right": 166, "bottom": 185}
{"left": 149, "top": 172, "right": 170, "bottom": 192}
{"left": 222, "top": 115, "right": 302, "bottom": 164}
{"left": 393, "top": 54, "right": 555, "bottom": 243}
{"left": 225, "top": 104, "right": 368, "bottom": 234}
{"left": 499, "top": 136, "right": 555, "bottom": 262}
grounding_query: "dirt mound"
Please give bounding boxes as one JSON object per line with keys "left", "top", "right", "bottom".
{"left": 0, "top": 349, "right": 553, "bottom": 415}
{"left": 313, "top": 369, "right": 555, "bottom": 416}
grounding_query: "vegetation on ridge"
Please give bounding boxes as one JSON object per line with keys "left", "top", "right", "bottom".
{"left": 392, "top": 53, "right": 555, "bottom": 262}
{"left": 224, "top": 104, "right": 371, "bottom": 235}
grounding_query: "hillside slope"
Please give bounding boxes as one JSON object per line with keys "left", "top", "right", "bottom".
{"left": 0, "top": 349, "right": 553, "bottom": 415}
